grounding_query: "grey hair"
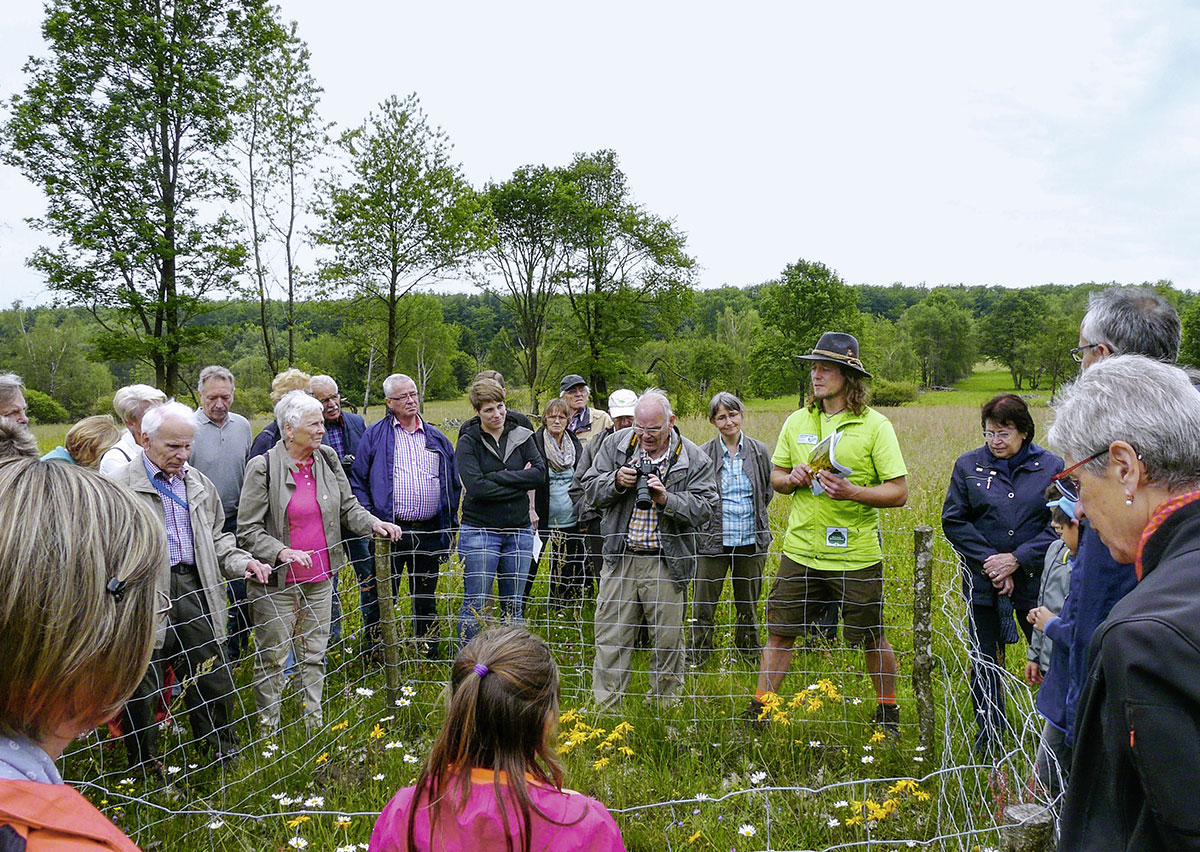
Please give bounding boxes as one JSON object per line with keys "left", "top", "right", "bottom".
{"left": 1079, "top": 287, "right": 1180, "bottom": 363}
{"left": 0, "top": 374, "right": 24, "bottom": 407}
{"left": 310, "top": 374, "right": 338, "bottom": 393}
{"left": 0, "top": 417, "right": 37, "bottom": 460}
{"left": 708, "top": 391, "right": 744, "bottom": 421}
{"left": 140, "top": 401, "right": 195, "bottom": 439}
{"left": 382, "top": 373, "right": 415, "bottom": 397}
{"left": 197, "top": 365, "right": 235, "bottom": 393}
{"left": 637, "top": 387, "right": 673, "bottom": 418}
{"left": 1047, "top": 355, "right": 1200, "bottom": 491}
{"left": 275, "top": 389, "right": 322, "bottom": 434}
{"left": 112, "top": 384, "right": 167, "bottom": 424}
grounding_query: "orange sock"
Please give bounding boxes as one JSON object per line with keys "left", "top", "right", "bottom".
{"left": 877, "top": 694, "right": 897, "bottom": 706}
{"left": 753, "top": 690, "right": 769, "bottom": 702}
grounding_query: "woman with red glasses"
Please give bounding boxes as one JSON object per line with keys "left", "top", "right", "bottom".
{"left": 942, "top": 393, "right": 1064, "bottom": 759}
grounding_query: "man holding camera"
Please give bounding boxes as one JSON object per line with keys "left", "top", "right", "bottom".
{"left": 583, "top": 389, "right": 717, "bottom": 708}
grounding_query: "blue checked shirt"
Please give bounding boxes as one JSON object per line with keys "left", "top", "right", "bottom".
{"left": 720, "top": 438, "right": 756, "bottom": 547}
{"left": 325, "top": 418, "right": 346, "bottom": 458}
{"left": 143, "top": 454, "right": 195, "bottom": 566}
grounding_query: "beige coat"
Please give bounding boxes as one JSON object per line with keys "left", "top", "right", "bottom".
{"left": 236, "top": 442, "right": 380, "bottom": 581}
{"left": 112, "top": 450, "right": 252, "bottom": 649}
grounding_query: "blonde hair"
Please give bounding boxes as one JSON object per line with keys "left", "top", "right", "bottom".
{"left": 0, "top": 458, "right": 166, "bottom": 741}
{"left": 112, "top": 384, "right": 166, "bottom": 425}
{"left": 270, "top": 368, "right": 312, "bottom": 404}
{"left": 65, "top": 415, "right": 122, "bottom": 468}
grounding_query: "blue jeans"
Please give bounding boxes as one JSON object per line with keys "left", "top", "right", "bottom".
{"left": 457, "top": 525, "right": 533, "bottom": 642}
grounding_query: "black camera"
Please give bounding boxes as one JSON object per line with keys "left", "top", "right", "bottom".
{"left": 341, "top": 453, "right": 355, "bottom": 473}
{"left": 630, "top": 457, "right": 659, "bottom": 511}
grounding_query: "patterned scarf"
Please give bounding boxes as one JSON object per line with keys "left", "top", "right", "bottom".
{"left": 544, "top": 429, "right": 576, "bottom": 472}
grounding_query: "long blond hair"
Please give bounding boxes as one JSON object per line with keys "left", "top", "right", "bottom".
{"left": 0, "top": 458, "right": 166, "bottom": 741}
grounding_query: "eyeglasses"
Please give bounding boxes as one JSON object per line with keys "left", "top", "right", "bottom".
{"left": 1069, "top": 343, "right": 1102, "bottom": 363}
{"left": 1051, "top": 447, "right": 1111, "bottom": 500}
{"left": 633, "top": 424, "right": 666, "bottom": 437}
{"left": 387, "top": 392, "right": 419, "bottom": 401}
{"left": 983, "top": 430, "right": 1015, "bottom": 442}
{"left": 314, "top": 394, "right": 340, "bottom": 405}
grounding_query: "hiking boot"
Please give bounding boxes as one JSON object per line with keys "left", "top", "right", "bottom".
{"left": 743, "top": 697, "right": 770, "bottom": 728}
{"left": 872, "top": 702, "right": 901, "bottom": 736}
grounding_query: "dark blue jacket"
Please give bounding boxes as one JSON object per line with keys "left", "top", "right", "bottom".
{"left": 322, "top": 411, "right": 366, "bottom": 461}
{"left": 1060, "top": 523, "right": 1136, "bottom": 746}
{"left": 942, "top": 443, "right": 1064, "bottom": 610}
{"left": 1038, "top": 554, "right": 1081, "bottom": 731}
{"left": 250, "top": 420, "right": 281, "bottom": 459}
{"left": 349, "top": 413, "right": 461, "bottom": 556}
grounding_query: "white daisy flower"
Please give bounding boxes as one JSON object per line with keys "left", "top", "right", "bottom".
{"left": 287, "top": 837, "right": 308, "bottom": 849}
{"left": 165, "top": 765, "right": 181, "bottom": 775}
{"left": 372, "top": 773, "right": 385, "bottom": 781}
{"left": 303, "top": 796, "right": 324, "bottom": 808}
{"left": 401, "top": 685, "right": 416, "bottom": 697}
{"left": 384, "top": 741, "right": 402, "bottom": 750}
{"left": 860, "top": 755, "right": 874, "bottom": 764}
{"left": 396, "top": 697, "right": 412, "bottom": 707}
{"left": 355, "top": 687, "right": 375, "bottom": 697}
{"left": 694, "top": 792, "right": 711, "bottom": 801}
{"left": 749, "top": 771, "right": 767, "bottom": 785}
{"left": 378, "top": 715, "right": 395, "bottom": 722}
{"left": 403, "top": 753, "right": 419, "bottom": 764}
{"left": 834, "top": 800, "right": 849, "bottom": 808}
{"left": 207, "top": 819, "right": 225, "bottom": 829}
{"left": 737, "top": 824, "right": 756, "bottom": 837}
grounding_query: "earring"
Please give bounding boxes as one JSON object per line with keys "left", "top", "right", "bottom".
{"left": 1125, "top": 495, "right": 1134, "bottom": 506}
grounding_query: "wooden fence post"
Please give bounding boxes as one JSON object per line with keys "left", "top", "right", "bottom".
{"left": 374, "top": 536, "right": 401, "bottom": 704}
{"left": 912, "top": 525, "right": 935, "bottom": 754}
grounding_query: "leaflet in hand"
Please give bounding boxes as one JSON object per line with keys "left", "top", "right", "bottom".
{"left": 808, "top": 431, "right": 853, "bottom": 496}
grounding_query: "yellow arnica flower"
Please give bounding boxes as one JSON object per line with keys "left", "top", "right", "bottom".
{"left": 369, "top": 725, "right": 385, "bottom": 740}
{"left": 286, "top": 815, "right": 310, "bottom": 829}
{"left": 688, "top": 829, "right": 701, "bottom": 843}
{"left": 315, "top": 753, "right": 329, "bottom": 765}
{"left": 592, "top": 757, "right": 610, "bottom": 770}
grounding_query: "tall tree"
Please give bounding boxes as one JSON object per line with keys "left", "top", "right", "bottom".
{"left": 2, "top": 0, "right": 271, "bottom": 394}
{"left": 235, "top": 17, "right": 326, "bottom": 371}
{"left": 557, "top": 150, "right": 695, "bottom": 402}
{"left": 479, "top": 165, "right": 571, "bottom": 412}
{"left": 980, "top": 290, "right": 1047, "bottom": 389}
{"left": 313, "top": 94, "right": 484, "bottom": 375}
{"left": 752, "top": 258, "right": 862, "bottom": 397}
{"left": 900, "top": 291, "right": 975, "bottom": 387}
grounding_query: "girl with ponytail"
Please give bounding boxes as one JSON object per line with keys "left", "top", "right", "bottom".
{"left": 368, "top": 626, "right": 625, "bottom": 852}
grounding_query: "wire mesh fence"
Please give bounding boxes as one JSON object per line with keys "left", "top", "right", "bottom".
{"left": 60, "top": 525, "right": 1058, "bottom": 851}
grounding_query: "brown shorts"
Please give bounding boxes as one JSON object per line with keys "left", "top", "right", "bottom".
{"left": 766, "top": 555, "right": 885, "bottom": 646}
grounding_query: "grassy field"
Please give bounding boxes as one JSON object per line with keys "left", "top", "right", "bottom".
{"left": 39, "top": 384, "right": 1056, "bottom": 851}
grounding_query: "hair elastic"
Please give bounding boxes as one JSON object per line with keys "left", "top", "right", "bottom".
{"left": 105, "top": 577, "right": 126, "bottom": 601}
{"left": 474, "top": 663, "right": 489, "bottom": 678}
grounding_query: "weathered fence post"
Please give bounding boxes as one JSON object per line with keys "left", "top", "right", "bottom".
{"left": 374, "top": 536, "right": 401, "bottom": 704}
{"left": 1000, "top": 803, "right": 1055, "bottom": 852}
{"left": 912, "top": 525, "right": 935, "bottom": 754}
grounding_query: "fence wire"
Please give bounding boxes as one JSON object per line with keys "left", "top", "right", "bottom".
{"left": 59, "top": 526, "right": 1057, "bottom": 851}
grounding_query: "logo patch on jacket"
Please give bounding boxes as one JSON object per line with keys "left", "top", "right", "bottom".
{"left": 825, "top": 527, "right": 849, "bottom": 548}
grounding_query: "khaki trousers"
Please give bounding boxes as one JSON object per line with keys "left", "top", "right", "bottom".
{"left": 592, "top": 552, "right": 686, "bottom": 708}
{"left": 249, "top": 577, "right": 333, "bottom": 732}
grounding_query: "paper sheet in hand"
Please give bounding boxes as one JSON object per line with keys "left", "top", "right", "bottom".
{"left": 808, "top": 431, "right": 853, "bottom": 496}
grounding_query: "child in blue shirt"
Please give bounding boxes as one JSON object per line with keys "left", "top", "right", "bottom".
{"left": 1027, "top": 488, "right": 1079, "bottom": 800}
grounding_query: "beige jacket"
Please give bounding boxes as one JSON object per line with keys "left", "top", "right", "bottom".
{"left": 112, "top": 450, "right": 252, "bottom": 649}
{"left": 237, "top": 443, "right": 380, "bottom": 583}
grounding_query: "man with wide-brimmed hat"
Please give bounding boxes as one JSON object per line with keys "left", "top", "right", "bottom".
{"left": 748, "top": 332, "right": 909, "bottom": 732}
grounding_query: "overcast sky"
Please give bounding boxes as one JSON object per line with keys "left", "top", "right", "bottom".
{"left": 2, "top": 0, "right": 1198, "bottom": 307}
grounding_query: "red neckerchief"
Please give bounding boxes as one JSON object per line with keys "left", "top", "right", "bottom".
{"left": 1135, "top": 489, "right": 1200, "bottom": 580}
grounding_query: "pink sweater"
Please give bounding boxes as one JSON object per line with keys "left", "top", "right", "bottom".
{"left": 369, "top": 769, "right": 626, "bottom": 852}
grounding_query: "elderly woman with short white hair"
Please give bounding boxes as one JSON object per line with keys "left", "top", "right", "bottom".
{"left": 1048, "top": 355, "right": 1200, "bottom": 850}
{"left": 238, "top": 390, "right": 401, "bottom": 733}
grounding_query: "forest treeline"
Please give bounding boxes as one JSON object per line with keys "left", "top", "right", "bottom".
{"left": 5, "top": 274, "right": 1198, "bottom": 424}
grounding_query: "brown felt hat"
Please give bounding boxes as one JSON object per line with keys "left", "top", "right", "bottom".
{"left": 795, "top": 331, "right": 872, "bottom": 378}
